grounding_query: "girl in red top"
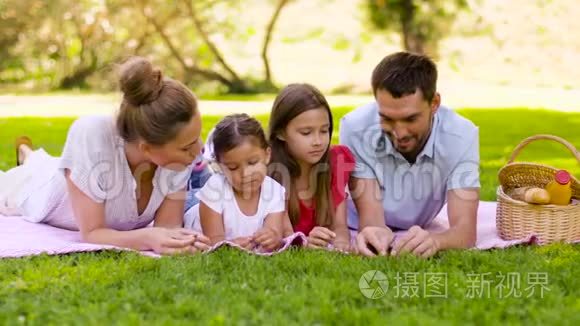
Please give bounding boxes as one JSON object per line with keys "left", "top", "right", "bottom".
{"left": 268, "top": 84, "right": 355, "bottom": 252}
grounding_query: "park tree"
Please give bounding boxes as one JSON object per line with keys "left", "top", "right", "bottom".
{"left": 365, "top": 0, "right": 469, "bottom": 56}
{"left": 0, "top": 0, "right": 144, "bottom": 89}
{"left": 0, "top": 0, "right": 292, "bottom": 93}
{"left": 135, "top": 0, "right": 291, "bottom": 93}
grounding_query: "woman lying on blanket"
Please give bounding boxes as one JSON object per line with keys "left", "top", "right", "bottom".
{"left": 0, "top": 57, "right": 211, "bottom": 255}
{"left": 267, "top": 84, "right": 356, "bottom": 252}
{"left": 183, "top": 114, "right": 286, "bottom": 252}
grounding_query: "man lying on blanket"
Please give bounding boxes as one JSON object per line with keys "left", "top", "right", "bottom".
{"left": 341, "top": 52, "right": 480, "bottom": 258}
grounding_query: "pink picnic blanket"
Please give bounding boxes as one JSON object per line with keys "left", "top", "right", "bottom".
{"left": 0, "top": 201, "right": 569, "bottom": 259}
{"left": 0, "top": 216, "right": 307, "bottom": 258}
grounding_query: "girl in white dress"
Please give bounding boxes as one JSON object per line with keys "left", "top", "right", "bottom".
{"left": 184, "top": 114, "right": 286, "bottom": 251}
{"left": 0, "top": 57, "right": 210, "bottom": 255}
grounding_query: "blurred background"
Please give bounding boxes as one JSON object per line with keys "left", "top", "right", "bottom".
{"left": 0, "top": 0, "right": 579, "bottom": 112}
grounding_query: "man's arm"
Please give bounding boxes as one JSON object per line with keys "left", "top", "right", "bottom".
{"left": 349, "top": 176, "right": 395, "bottom": 256}
{"left": 435, "top": 130, "right": 480, "bottom": 250}
{"left": 339, "top": 112, "right": 396, "bottom": 256}
{"left": 349, "top": 177, "right": 385, "bottom": 229}
{"left": 432, "top": 188, "right": 478, "bottom": 250}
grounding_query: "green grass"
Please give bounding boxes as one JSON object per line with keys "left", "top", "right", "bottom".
{"left": 1, "top": 108, "right": 579, "bottom": 324}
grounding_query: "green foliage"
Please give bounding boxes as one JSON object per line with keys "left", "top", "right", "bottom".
{"left": 0, "top": 0, "right": 292, "bottom": 93}
{"left": 0, "top": 0, "right": 147, "bottom": 90}
{"left": 365, "top": 0, "right": 469, "bottom": 56}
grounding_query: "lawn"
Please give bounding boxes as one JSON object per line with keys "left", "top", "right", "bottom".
{"left": 0, "top": 107, "right": 579, "bottom": 324}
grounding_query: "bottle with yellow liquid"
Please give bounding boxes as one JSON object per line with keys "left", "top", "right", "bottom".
{"left": 545, "top": 170, "right": 573, "bottom": 205}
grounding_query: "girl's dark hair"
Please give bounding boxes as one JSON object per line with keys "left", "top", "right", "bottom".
{"left": 212, "top": 113, "right": 268, "bottom": 162}
{"left": 116, "top": 56, "right": 198, "bottom": 145}
{"left": 268, "top": 83, "right": 334, "bottom": 227}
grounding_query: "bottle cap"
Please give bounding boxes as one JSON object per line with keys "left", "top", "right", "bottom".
{"left": 555, "top": 170, "right": 571, "bottom": 185}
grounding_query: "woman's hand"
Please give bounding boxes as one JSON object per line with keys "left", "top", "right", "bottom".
{"left": 146, "top": 227, "right": 209, "bottom": 255}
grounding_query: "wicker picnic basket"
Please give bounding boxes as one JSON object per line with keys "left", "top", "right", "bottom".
{"left": 496, "top": 134, "right": 580, "bottom": 243}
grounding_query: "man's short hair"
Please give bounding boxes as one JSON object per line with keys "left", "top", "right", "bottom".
{"left": 371, "top": 52, "right": 437, "bottom": 102}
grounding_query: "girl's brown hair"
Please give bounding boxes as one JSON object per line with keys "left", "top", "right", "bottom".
{"left": 116, "top": 57, "right": 198, "bottom": 145}
{"left": 268, "top": 83, "right": 334, "bottom": 227}
{"left": 211, "top": 113, "right": 269, "bottom": 162}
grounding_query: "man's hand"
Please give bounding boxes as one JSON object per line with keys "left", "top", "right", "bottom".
{"left": 355, "top": 226, "right": 394, "bottom": 257}
{"left": 391, "top": 225, "right": 440, "bottom": 258}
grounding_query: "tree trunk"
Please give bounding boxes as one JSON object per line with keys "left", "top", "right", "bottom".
{"left": 183, "top": 0, "right": 246, "bottom": 89}
{"left": 261, "top": 0, "right": 289, "bottom": 87}
{"left": 59, "top": 66, "right": 96, "bottom": 89}
{"left": 403, "top": 31, "right": 425, "bottom": 54}
{"left": 399, "top": 0, "right": 425, "bottom": 54}
{"left": 59, "top": 51, "right": 99, "bottom": 89}
{"left": 139, "top": 1, "right": 239, "bottom": 91}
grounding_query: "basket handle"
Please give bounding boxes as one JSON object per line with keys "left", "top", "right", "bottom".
{"left": 508, "top": 134, "right": 580, "bottom": 164}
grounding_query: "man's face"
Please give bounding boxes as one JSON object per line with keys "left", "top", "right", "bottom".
{"left": 376, "top": 89, "right": 440, "bottom": 159}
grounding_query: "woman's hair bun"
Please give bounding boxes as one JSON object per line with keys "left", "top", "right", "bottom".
{"left": 119, "top": 56, "right": 163, "bottom": 106}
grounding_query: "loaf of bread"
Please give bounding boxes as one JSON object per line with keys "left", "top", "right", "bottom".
{"left": 509, "top": 187, "right": 551, "bottom": 204}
